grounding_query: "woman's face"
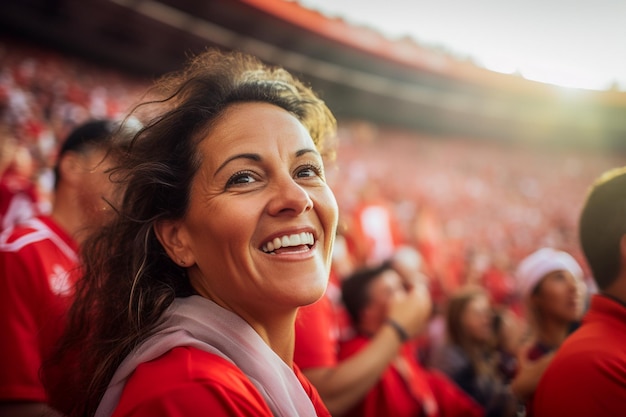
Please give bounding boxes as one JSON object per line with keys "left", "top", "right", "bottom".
{"left": 173, "top": 102, "right": 338, "bottom": 324}
{"left": 532, "top": 270, "right": 584, "bottom": 323}
{"left": 461, "top": 294, "right": 494, "bottom": 344}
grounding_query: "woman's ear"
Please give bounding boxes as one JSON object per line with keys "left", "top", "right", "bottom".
{"left": 153, "top": 219, "right": 194, "bottom": 267}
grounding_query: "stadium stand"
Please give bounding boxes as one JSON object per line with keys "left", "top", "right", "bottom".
{"left": 2, "top": 35, "right": 623, "bottom": 306}
{"left": 2, "top": 6, "right": 626, "bottom": 415}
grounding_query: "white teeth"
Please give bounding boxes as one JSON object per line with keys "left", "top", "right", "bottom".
{"left": 262, "top": 232, "right": 314, "bottom": 253}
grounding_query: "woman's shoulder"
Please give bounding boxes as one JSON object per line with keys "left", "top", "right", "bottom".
{"left": 114, "top": 346, "right": 273, "bottom": 417}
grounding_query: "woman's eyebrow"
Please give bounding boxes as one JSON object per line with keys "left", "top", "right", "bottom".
{"left": 214, "top": 153, "right": 260, "bottom": 176}
{"left": 214, "top": 148, "right": 320, "bottom": 176}
{"left": 296, "top": 148, "right": 320, "bottom": 158}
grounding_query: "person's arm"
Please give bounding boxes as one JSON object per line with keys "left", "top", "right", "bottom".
{"left": 303, "top": 282, "right": 431, "bottom": 416}
{"left": 509, "top": 351, "right": 555, "bottom": 401}
{"left": 0, "top": 402, "right": 64, "bottom": 417}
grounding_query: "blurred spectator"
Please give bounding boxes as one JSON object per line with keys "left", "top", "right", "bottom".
{"left": 0, "top": 119, "right": 129, "bottom": 417}
{"left": 339, "top": 261, "right": 483, "bottom": 417}
{"left": 389, "top": 244, "right": 434, "bottom": 361}
{"left": 509, "top": 248, "right": 586, "bottom": 415}
{"left": 0, "top": 132, "right": 41, "bottom": 229}
{"left": 295, "top": 245, "right": 432, "bottom": 416}
{"left": 533, "top": 167, "right": 626, "bottom": 416}
{"left": 348, "top": 182, "right": 405, "bottom": 265}
{"left": 0, "top": 36, "right": 147, "bottom": 210}
{"left": 491, "top": 306, "right": 524, "bottom": 384}
{"left": 428, "top": 286, "right": 517, "bottom": 417}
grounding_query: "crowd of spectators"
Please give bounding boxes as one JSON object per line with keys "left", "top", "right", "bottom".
{"left": 0, "top": 36, "right": 148, "bottom": 210}
{"left": 2, "top": 37, "right": 625, "bottom": 312}
{"left": 329, "top": 121, "right": 625, "bottom": 307}
{"left": 3, "top": 37, "right": 626, "bottom": 417}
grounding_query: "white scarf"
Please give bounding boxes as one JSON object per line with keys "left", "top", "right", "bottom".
{"left": 95, "top": 295, "right": 317, "bottom": 417}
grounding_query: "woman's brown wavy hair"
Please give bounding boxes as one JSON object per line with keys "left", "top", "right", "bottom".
{"left": 54, "top": 48, "right": 336, "bottom": 417}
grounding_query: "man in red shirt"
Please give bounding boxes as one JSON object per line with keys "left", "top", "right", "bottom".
{"left": 338, "top": 261, "right": 484, "bottom": 417}
{"left": 295, "top": 245, "right": 433, "bottom": 416}
{"left": 533, "top": 167, "right": 626, "bottom": 417}
{"left": 0, "top": 119, "right": 127, "bottom": 417}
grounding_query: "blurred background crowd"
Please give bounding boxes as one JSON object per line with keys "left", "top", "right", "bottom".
{"left": 2, "top": 33, "right": 623, "bottom": 310}
{"left": 2, "top": 1, "right": 626, "bottom": 414}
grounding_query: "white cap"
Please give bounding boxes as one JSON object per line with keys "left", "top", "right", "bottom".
{"left": 516, "top": 248, "right": 583, "bottom": 299}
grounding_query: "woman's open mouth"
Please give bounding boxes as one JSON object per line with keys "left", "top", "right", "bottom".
{"left": 261, "top": 232, "right": 315, "bottom": 254}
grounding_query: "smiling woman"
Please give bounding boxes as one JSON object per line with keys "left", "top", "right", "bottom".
{"left": 50, "top": 49, "right": 338, "bottom": 417}
{"left": 157, "top": 102, "right": 338, "bottom": 328}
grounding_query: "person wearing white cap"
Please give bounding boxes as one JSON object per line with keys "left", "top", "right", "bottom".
{"left": 534, "top": 167, "right": 626, "bottom": 417}
{"left": 510, "top": 247, "right": 586, "bottom": 415}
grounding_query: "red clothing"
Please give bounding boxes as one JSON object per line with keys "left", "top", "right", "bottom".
{"left": 533, "top": 295, "right": 626, "bottom": 417}
{"left": 339, "top": 336, "right": 484, "bottom": 417}
{"left": 425, "top": 370, "right": 486, "bottom": 417}
{"left": 294, "top": 294, "right": 339, "bottom": 369}
{"left": 112, "top": 346, "right": 331, "bottom": 417}
{"left": 0, "top": 216, "right": 79, "bottom": 409}
{"left": 294, "top": 271, "right": 353, "bottom": 370}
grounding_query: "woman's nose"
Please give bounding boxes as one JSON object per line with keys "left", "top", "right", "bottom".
{"left": 267, "top": 176, "right": 313, "bottom": 216}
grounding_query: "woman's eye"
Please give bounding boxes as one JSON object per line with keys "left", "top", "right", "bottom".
{"left": 296, "top": 164, "right": 323, "bottom": 179}
{"left": 226, "top": 171, "right": 257, "bottom": 187}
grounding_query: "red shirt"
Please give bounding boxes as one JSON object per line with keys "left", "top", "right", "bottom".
{"left": 112, "top": 346, "right": 331, "bottom": 417}
{"left": 294, "top": 272, "right": 353, "bottom": 370}
{"left": 294, "top": 294, "right": 339, "bottom": 369}
{"left": 533, "top": 294, "right": 626, "bottom": 417}
{"left": 0, "top": 216, "right": 79, "bottom": 408}
{"left": 339, "top": 336, "right": 484, "bottom": 417}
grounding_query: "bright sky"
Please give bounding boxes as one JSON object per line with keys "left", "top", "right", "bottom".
{"left": 299, "top": 0, "right": 626, "bottom": 91}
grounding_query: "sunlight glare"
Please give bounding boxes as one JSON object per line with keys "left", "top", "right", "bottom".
{"left": 299, "top": 0, "right": 626, "bottom": 92}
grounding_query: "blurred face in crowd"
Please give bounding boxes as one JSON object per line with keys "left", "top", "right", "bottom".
{"left": 69, "top": 148, "right": 119, "bottom": 226}
{"left": 461, "top": 293, "right": 494, "bottom": 344}
{"left": 360, "top": 268, "right": 405, "bottom": 335}
{"left": 532, "top": 270, "right": 584, "bottom": 324}
{"left": 163, "top": 102, "right": 338, "bottom": 327}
